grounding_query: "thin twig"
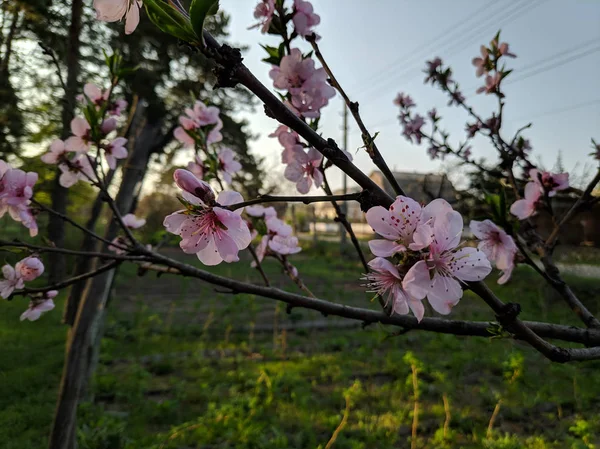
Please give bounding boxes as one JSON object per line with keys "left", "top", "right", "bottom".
{"left": 0, "top": 239, "right": 147, "bottom": 261}
{"left": 228, "top": 192, "right": 362, "bottom": 211}
{"left": 248, "top": 245, "right": 270, "bottom": 286}
{"left": 307, "top": 34, "right": 404, "bottom": 196}
{"left": 7, "top": 261, "right": 121, "bottom": 299}
{"left": 32, "top": 200, "right": 129, "bottom": 251}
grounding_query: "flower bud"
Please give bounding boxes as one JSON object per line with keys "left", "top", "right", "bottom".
{"left": 101, "top": 117, "right": 118, "bottom": 135}
{"left": 16, "top": 256, "right": 44, "bottom": 281}
{"left": 174, "top": 169, "right": 215, "bottom": 203}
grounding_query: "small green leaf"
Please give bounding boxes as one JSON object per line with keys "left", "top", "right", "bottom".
{"left": 145, "top": 0, "right": 197, "bottom": 44}
{"left": 189, "top": 0, "right": 219, "bottom": 44}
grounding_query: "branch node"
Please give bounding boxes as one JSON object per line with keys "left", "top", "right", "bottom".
{"left": 213, "top": 44, "right": 243, "bottom": 89}
{"left": 286, "top": 304, "right": 294, "bottom": 314}
{"left": 495, "top": 302, "right": 521, "bottom": 327}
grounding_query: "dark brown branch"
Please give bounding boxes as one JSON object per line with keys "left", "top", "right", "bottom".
{"left": 8, "top": 261, "right": 120, "bottom": 299}
{"left": 32, "top": 200, "right": 129, "bottom": 251}
{"left": 307, "top": 34, "right": 404, "bottom": 196}
{"left": 321, "top": 173, "right": 369, "bottom": 273}
{"left": 469, "top": 281, "right": 599, "bottom": 362}
{"left": 0, "top": 239, "right": 147, "bottom": 261}
{"left": 137, "top": 250, "right": 600, "bottom": 353}
{"left": 228, "top": 192, "right": 362, "bottom": 211}
{"left": 247, "top": 245, "right": 270, "bottom": 287}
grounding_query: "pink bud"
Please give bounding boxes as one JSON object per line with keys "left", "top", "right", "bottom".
{"left": 16, "top": 256, "right": 44, "bottom": 281}
{"left": 101, "top": 118, "right": 118, "bottom": 135}
{"left": 173, "top": 169, "right": 215, "bottom": 203}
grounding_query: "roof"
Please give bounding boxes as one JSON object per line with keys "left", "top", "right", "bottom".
{"left": 370, "top": 170, "right": 457, "bottom": 204}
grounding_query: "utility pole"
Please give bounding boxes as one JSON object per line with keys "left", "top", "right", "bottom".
{"left": 340, "top": 105, "right": 348, "bottom": 246}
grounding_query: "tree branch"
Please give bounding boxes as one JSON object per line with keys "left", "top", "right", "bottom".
{"left": 307, "top": 34, "right": 404, "bottom": 196}
{"left": 228, "top": 192, "right": 362, "bottom": 211}
{"left": 7, "top": 261, "right": 120, "bottom": 299}
{"left": 134, "top": 249, "right": 600, "bottom": 356}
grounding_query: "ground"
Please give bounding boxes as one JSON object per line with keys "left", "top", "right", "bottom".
{"left": 1, "top": 242, "right": 599, "bottom": 449}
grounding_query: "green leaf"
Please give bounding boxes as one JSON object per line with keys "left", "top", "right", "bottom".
{"left": 144, "top": 0, "right": 197, "bottom": 44}
{"left": 189, "top": 0, "right": 219, "bottom": 44}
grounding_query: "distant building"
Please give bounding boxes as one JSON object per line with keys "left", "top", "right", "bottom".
{"left": 313, "top": 170, "right": 458, "bottom": 222}
{"left": 369, "top": 170, "right": 457, "bottom": 205}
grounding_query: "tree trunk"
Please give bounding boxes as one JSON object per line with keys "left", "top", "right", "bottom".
{"left": 47, "top": 0, "right": 83, "bottom": 284}
{"left": 48, "top": 105, "right": 169, "bottom": 449}
{"left": 0, "top": 8, "right": 19, "bottom": 75}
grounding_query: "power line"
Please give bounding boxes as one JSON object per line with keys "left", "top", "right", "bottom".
{"left": 505, "top": 45, "right": 600, "bottom": 85}
{"left": 350, "top": 98, "right": 600, "bottom": 137}
{"left": 348, "top": 0, "right": 499, "bottom": 91}
{"left": 361, "top": 0, "right": 546, "bottom": 102}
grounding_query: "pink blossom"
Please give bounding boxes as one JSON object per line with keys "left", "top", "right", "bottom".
{"left": 472, "top": 45, "right": 490, "bottom": 77}
{"left": 393, "top": 93, "right": 415, "bottom": 108}
{"left": 108, "top": 98, "right": 128, "bottom": 116}
{"left": 404, "top": 206, "right": 492, "bottom": 314}
{"left": 82, "top": 83, "right": 105, "bottom": 106}
{"left": 249, "top": 0, "right": 275, "bottom": 33}
{"left": 270, "top": 126, "right": 305, "bottom": 164}
{"left": 20, "top": 291, "right": 57, "bottom": 322}
{"left": 185, "top": 101, "right": 221, "bottom": 127}
{"left": 65, "top": 117, "right": 92, "bottom": 153}
{"left": 465, "top": 122, "right": 482, "bottom": 138}
{"left": 246, "top": 205, "right": 277, "bottom": 218}
{"left": 284, "top": 147, "right": 323, "bottom": 194}
{"left": 174, "top": 102, "right": 223, "bottom": 147}
{"left": 187, "top": 155, "right": 206, "bottom": 179}
{"left": 253, "top": 216, "right": 295, "bottom": 263}
{"left": 366, "top": 196, "right": 434, "bottom": 257}
{"left": 0, "top": 167, "right": 38, "bottom": 208}
{"left": 529, "top": 169, "right": 569, "bottom": 197}
{"left": 424, "top": 58, "right": 443, "bottom": 84}
{"left": 122, "top": 213, "right": 145, "bottom": 229}
{"left": 476, "top": 73, "right": 501, "bottom": 95}
{"left": 18, "top": 207, "right": 38, "bottom": 237}
{"left": 402, "top": 115, "right": 425, "bottom": 144}
{"left": 293, "top": 0, "right": 320, "bottom": 38}
{"left": 0, "top": 163, "right": 39, "bottom": 236}
{"left": 15, "top": 256, "right": 44, "bottom": 281}
{"left": 270, "top": 49, "right": 334, "bottom": 119}
{"left": 174, "top": 127, "right": 195, "bottom": 147}
{"left": 41, "top": 140, "right": 69, "bottom": 165}
{"left": 58, "top": 155, "right": 96, "bottom": 188}
{"left": 269, "top": 235, "right": 302, "bottom": 255}
{"left": 364, "top": 258, "right": 425, "bottom": 321}
{"left": 496, "top": 41, "right": 516, "bottom": 58}
{"left": 470, "top": 220, "right": 517, "bottom": 284}
{"left": 447, "top": 90, "right": 465, "bottom": 106}
{"left": 164, "top": 171, "right": 251, "bottom": 266}
{"left": 0, "top": 265, "right": 24, "bottom": 299}
{"left": 104, "top": 137, "right": 128, "bottom": 169}
{"left": 217, "top": 147, "right": 242, "bottom": 184}
{"left": 509, "top": 182, "right": 542, "bottom": 220}
{"left": 93, "top": 0, "right": 143, "bottom": 35}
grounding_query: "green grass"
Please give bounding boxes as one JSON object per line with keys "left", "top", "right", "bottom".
{"left": 1, "top": 242, "right": 600, "bottom": 448}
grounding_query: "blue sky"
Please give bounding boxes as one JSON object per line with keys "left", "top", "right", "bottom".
{"left": 222, "top": 0, "right": 600, "bottom": 191}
